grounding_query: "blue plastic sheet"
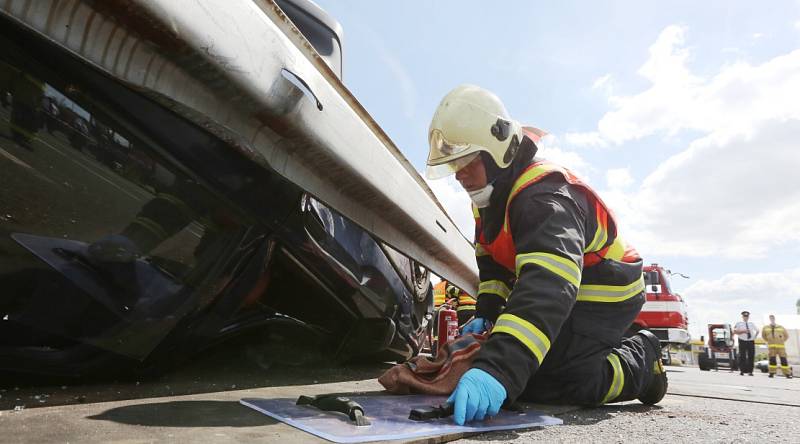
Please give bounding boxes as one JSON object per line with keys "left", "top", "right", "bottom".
{"left": 240, "top": 394, "right": 562, "bottom": 443}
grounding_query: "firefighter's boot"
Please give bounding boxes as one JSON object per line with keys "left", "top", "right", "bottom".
{"left": 637, "top": 330, "right": 668, "bottom": 405}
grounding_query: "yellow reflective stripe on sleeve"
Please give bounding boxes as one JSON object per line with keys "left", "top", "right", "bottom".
{"left": 602, "top": 353, "right": 625, "bottom": 404}
{"left": 768, "top": 344, "right": 786, "bottom": 349}
{"left": 492, "top": 313, "right": 551, "bottom": 364}
{"left": 475, "top": 243, "right": 490, "bottom": 257}
{"left": 515, "top": 252, "right": 581, "bottom": 286}
{"left": 577, "top": 276, "right": 644, "bottom": 303}
{"left": 478, "top": 280, "right": 511, "bottom": 300}
{"left": 585, "top": 214, "right": 608, "bottom": 253}
{"left": 456, "top": 305, "right": 476, "bottom": 312}
{"left": 508, "top": 164, "right": 557, "bottom": 205}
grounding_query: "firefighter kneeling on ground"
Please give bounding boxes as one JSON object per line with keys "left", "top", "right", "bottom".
{"left": 425, "top": 85, "right": 667, "bottom": 425}
{"left": 762, "top": 314, "right": 793, "bottom": 378}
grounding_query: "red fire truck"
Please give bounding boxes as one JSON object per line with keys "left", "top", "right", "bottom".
{"left": 634, "top": 264, "right": 690, "bottom": 363}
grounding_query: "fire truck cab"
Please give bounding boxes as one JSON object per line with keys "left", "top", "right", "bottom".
{"left": 633, "top": 264, "right": 691, "bottom": 362}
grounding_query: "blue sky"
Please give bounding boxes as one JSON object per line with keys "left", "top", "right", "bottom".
{"left": 314, "top": 0, "right": 800, "bottom": 338}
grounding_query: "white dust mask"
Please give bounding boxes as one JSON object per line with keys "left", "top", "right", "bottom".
{"left": 468, "top": 183, "right": 494, "bottom": 208}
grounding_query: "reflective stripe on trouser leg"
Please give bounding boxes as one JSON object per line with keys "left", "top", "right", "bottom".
{"left": 779, "top": 355, "right": 793, "bottom": 376}
{"left": 601, "top": 353, "right": 625, "bottom": 404}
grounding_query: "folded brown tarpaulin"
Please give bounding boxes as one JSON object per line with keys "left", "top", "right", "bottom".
{"left": 378, "top": 334, "right": 485, "bottom": 395}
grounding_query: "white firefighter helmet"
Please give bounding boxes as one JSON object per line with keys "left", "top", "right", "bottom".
{"left": 426, "top": 84, "right": 523, "bottom": 179}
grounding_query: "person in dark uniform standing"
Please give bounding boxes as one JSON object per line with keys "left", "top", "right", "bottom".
{"left": 425, "top": 84, "right": 667, "bottom": 425}
{"left": 733, "top": 310, "right": 758, "bottom": 376}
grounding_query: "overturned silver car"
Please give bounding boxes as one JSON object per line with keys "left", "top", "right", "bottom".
{"left": 0, "top": 0, "right": 477, "bottom": 377}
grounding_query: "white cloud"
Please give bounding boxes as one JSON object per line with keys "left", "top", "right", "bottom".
{"left": 794, "top": 20, "right": 800, "bottom": 30}
{"left": 579, "top": 24, "right": 800, "bottom": 259}
{"left": 751, "top": 32, "right": 764, "bottom": 39}
{"left": 590, "top": 25, "right": 800, "bottom": 145}
{"left": 541, "top": 147, "right": 591, "bottom": 176}
{"left": 537, "top": 136, "right": 593, "bottom": 180}
{"left": 563, "top": 131, "right": 608, "bottom": 148}
{"left": 609, "top": 119, "right": 800, "bottom": 259}
{"left": 605, "top": 168, "right": 634, "bottom": 189}
{"left": 682, "top": 268, "right": 800, "bottom": 338}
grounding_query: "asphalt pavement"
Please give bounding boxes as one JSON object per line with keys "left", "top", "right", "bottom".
{"left": 1, "top": 352, "right": 797, "bottom": 443}
{"left": 462, "top": 366, "right": 798, "bottom": 443}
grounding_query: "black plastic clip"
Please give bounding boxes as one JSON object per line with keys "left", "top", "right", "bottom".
{"left": 408, "top": 402, "right": 455, "bottom": 421}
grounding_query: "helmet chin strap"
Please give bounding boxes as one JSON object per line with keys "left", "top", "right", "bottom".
{"left": 468, "top": 183, "right": 495, "bottom": 208}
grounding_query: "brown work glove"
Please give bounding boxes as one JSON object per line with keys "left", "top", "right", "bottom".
{"left": 378, "top": 333, "right": 485, "bottom": 395}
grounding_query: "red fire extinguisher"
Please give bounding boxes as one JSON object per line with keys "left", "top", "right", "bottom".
{"left": 436, "top": 306, "right": 459, "bottom": 356}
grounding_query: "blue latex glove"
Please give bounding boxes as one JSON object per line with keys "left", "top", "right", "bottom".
{"left": 447, "top": 368, "right": 507, "bottom": 425}
{"left": 461, "top": 317, "right": 486, "bottom": 335}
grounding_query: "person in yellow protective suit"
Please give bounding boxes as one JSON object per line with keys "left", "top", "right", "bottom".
{"left": 432, "top": 280, "right": 450, "bottom": 308}
{"left": 762, "top": 315, "right": 793, "bottom": 378}
{"left": 432, "top": 280, "right": 477, "bottom": 326}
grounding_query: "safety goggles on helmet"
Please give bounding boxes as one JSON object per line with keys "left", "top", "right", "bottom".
{"left": 428, "top": 128, "right": 477, "bottom": 159}
{"left": 425, "top": 129, "right": 484, "bottom": 179}
{"left": 425, "top": 151, "right": 480, "bottom": 180}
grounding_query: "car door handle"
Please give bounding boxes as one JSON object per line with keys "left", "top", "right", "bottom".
{"left": 281, "top": 68, "right": 323, "bottom": 111}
